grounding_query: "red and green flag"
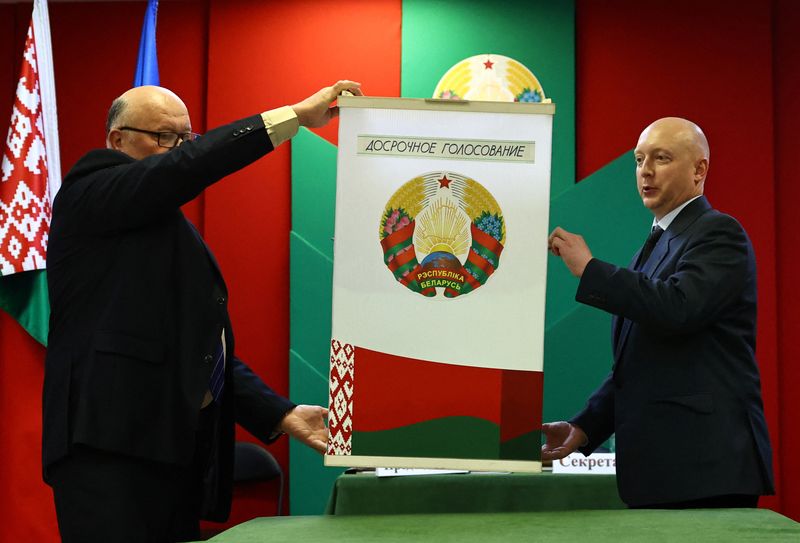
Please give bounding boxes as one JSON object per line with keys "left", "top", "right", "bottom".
{"left": 0, "top": 0, "right": 60, "bottom": 345}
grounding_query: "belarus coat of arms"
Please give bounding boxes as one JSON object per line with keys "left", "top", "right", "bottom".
{"left": 379, "top": 171, "right": 505, "bottom": 298}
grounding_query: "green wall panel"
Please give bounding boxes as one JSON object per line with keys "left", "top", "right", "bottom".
{"left": 289, "top": 129, "right": 344, "bottom": 515}
{"left": 291, "top": 2, "right": 651, "bottom": 512}
{"left": 543, "top": 304, "right": 614, "bottom": 423}
{"left": 401, "top": 0, "right": 575, "bottom": 197}
{"left": 543, "top": 151, "right": 651, "bottom": 439}
{"left": 289, "top": 236, "right": 333, "bottom": 373}
{"left": 545, "top": 151, "right": 651, "bottom": 327}
{"left": 291, "top": 129, "right": 337, "bottom": 260}
{"left": 288, "top": 351, "right": 345, "bottom": 515}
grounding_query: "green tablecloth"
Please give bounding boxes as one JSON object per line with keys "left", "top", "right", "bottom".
{"left": 325, "top": 471, "right": 625, "bottom": 515}
{"left": 205, "top": 509, "right": 800, "bottom": 542}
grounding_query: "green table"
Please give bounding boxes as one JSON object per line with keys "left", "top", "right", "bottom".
{"left": 204, "top": 509, "right": 800, "bottom": 542}
{"left": 325, "top": 471, "right": 625, "bottom": 515}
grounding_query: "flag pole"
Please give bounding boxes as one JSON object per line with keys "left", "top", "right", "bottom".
{"left": 32, "top": 0, "right": 61, "bottom": 202}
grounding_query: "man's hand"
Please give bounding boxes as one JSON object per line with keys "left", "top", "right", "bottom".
{"left": 291, "top": 80, "right": 363, "bottom": 128}
{"left": 279, "top": 404, "right": 329, "bottom": 453}
{"left": 541, "top": 421, "right": 588, "bottom": 461}
{"left": 548, "top": 227, "right": 593, "bottom": 278}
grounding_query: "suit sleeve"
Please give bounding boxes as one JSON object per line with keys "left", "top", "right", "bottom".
{"left": 230, "top": 356, "right": 296, "bottom": 444}
{"left": 576, "top": 214, "right": 751, "bottom": 335}
{"left": 570, "top": 373, "right": 616, "bottom": 455}
{"left": 57, "top": 115, "right": 273, "bottom": 233}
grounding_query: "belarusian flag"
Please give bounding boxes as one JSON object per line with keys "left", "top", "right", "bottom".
{"left": 0, "top": 0, "right": 60, "bottom": 345}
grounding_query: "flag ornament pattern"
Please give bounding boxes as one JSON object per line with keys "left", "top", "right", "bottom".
{"left": 0, "top": 25, "right": 52, "bottom": 276}
{"left": 379, "top": 171, "right": 505, "bottom": 298}
{"left": 327, "top": 340, "right": 355, "bottom": 456}
{"left": 325, "top": 341, "right": 544, "bottom": 463}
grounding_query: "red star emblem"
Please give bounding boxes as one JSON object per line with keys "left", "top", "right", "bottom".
{"left": 483, "top": 58, "right": 494, "bottom": 69}
{"left": 438, "top": 175, "right": 452, "bottom": 188}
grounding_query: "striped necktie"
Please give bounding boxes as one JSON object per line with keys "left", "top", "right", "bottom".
{"left": 209, "top": 332, "right": 226, "bottom": 403}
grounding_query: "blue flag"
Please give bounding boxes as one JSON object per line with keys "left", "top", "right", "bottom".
{"left": 133, "top": 0, "right": 159, "bottom": 86}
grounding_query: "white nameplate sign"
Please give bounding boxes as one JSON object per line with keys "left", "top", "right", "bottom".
{"left": 552, "top": 452, "right": 616, "bottom": 474}
{"left": 375, "top": 468, "right": 469, "bottom": 478}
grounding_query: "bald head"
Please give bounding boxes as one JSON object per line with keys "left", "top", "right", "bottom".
{"left": 639, "top": 117, "right": 710, "bottom": 164}
{"left": 105, "top": 86, "right": 191, "bottom": 160}
{"left": 634, "top": 117, "right": 711, "bottom": 220}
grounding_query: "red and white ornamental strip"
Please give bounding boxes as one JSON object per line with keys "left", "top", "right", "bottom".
{"left": 327, "top": 339, "right": 355, "bottom": 456}
{"left": 0, "top": 0, "right": 59, "bottom": 276}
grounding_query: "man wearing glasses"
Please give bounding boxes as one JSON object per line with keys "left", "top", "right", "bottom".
{"left": 43, "top": 81, "right": 361, "bottom": 542}
{"left": 114, "top": 126, "right": 201, "bottom": 150}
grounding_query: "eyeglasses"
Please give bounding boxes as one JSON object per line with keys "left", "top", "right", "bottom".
{"left": 118, "top": 126, "right": 201, "bottom": 149}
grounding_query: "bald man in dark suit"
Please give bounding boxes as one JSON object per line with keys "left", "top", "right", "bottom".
{"left": 544, "top": 117, "right": 774, "bottom": 508}
{"left": 45, "top": 81, "right": 362, "bottom": 542}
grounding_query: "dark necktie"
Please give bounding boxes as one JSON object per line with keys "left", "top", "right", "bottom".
{"left": 636, "top": 226, "right": 664, "bottom": 269}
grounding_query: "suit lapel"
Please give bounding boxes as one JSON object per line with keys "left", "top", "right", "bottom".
{"left": 613, "top": 251, "right": 638, "bottom": 363}
{"left": 638, "top": 197, "right": 709, "bottom": 278}
{"left": 612, "top": 196, "right": 712, "bottom": 369}
{"left": 185, "top": 216, "right": 228, "bottom": 294}
{"left": 615, "top": 233, "right": 670, "bottom": 361}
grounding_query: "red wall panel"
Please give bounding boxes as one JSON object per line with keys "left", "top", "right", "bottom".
{"left": 50, "top": 0, "right": 208, "bottom": 229}
{"left": 0, "top": 313, "right": 55, "bottom": 543}
{"left": 576, "top": 0, "right": 781, "bottom": 512}
{"left": 203, "top": 0, "right": 401, "bottom": 525}
{"left": 774, "top": 0, "right": 800, "bottom": 521}
{"left": 1, "top": 6, "right": 20, "bottom": 107}
{"left": 0, "top": 2, "right": 209, "bottom": 540}
{"left": 1, "top": 1, "right": 797, "bottom": 538}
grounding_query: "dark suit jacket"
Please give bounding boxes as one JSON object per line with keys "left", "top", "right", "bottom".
{"left": 571, "top": 196, "right": 774, "bottom": 506}
{"left": 44, "top": 115, "right": 294, "bottom": 520}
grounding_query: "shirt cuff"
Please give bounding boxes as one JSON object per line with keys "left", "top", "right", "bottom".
{"left": 261, "top": 106, "right": 299, "bottom": 148}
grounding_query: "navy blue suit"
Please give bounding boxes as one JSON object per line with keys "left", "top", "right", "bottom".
{"left": 44, "top": 115, "right": 294, "bottom": 522}
{"left": 571, "top": 196, "right": 774, "bottom": 507}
